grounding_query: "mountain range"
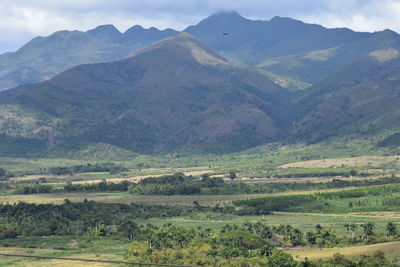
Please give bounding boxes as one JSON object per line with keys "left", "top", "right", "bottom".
{"left": 0, "top": 33, "right": 290, "bottom": 155}
{"left": 0, "top": 24, "right": 178, "bottom": 91}
{"left": 0, "top": 11, "right": 400, "bottom": 156}
{"left": 2, "top": 11, "right": 399, "bottom": 91}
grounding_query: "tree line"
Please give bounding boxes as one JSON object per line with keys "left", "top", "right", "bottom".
{"left": 11, "top": 173, "right": 400, "bottom": 196}
{"left": 233, "top": 184, "right": 400, "bottom": 214}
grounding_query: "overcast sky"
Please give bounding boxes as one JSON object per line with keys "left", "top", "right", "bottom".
{"left": 1, "top": 0, "right": 400, "bottom": 53}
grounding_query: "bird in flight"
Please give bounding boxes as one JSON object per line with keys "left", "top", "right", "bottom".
{"left": 223, "top": 32, "right": 229, "bottom": 35}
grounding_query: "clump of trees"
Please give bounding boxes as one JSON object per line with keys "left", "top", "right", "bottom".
{"left": 0, "top": 167, "right": 12, "bottom": 181}
{"left": 64, "top": 180, "right": 132, "bottom": 192}
{"left": 0, "top": 168, "right": 6, "bottom": 179}
{"left": 48, "top": 163, "right": 127, "bottom": 175}
{"left": 128, "top": 173, "right": 224, "bottom": 195}
{"left": 312, "top": 251, "right": 395, "bottom": 267}
{"left": 125, "top": 222, "right": 297, "bottom": 266}
{"left": 0, "top": 201, "right": 196, "bottom": 238}
{"left": 14, "top": 184, "right": 53, "bottom": 194}
{"left": 124, "top": 221, "right": 400, "bottom": 266}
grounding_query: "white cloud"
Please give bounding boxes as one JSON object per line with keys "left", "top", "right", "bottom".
{"left": 298, "top": 0, "right": 400, "bottom": 32}
{"left": 0, "top": 0, "right": 399, "bottom": 53}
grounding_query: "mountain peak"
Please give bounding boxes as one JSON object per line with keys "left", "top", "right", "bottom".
{"left": 210, "top": 10, "right": 246, "bottom": 20}
{"left": 185, "top": 10, "right": 248, "bottom": 33}
{"left": 124, "top": 25, "right": 169, "bottom": 35}
{"left": 202, "top": 10, "right": 247, "bottom": 25}
{"left": 130, "top": 33, "right": 229, "bottom": 66}
{"left": 123, "top": 25, "right": 145, "bottom": 35}
{"left": 269, "top": 16, "right": 285, "bottom": 21}
{"left": 375, "top": 29, "right": 400, "bottom": 38}
{"left": 87, "top": 24, "right": 121, "bottom": 37}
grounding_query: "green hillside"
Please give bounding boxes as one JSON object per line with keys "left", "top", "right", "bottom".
{"left": 291, "top": 48, "right": 400, "bottom": 143}
{"left": 0, "top": 25, "right": 177, "bottom": 91}
{"left": 0, "top": 33, "right": 290, "bottom": 156}
{"left": 258, "top": 29, "right": 400, "bottom": 84}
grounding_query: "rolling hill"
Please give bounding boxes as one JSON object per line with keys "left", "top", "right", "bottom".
{"left": 0, "top": 33, "right": 290, "bottom": 155}
{"left": 258, "top": 29, "right": 400, "bottom": 84}
{"left": 291, "top": 47, "right": 400, "bottom": 143}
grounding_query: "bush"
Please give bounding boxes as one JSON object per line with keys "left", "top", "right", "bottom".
{"left": 267, "top": 250, "right": 296, "bottom": 267}
{"left": 1, "top": 229, "right": 18, "bottom": 238}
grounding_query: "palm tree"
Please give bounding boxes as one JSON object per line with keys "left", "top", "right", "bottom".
{"left": 349, "top": 224, "right": 357, "bottom": 239}
{"left": 315, "top": 224, "right": 323, "bottom": 234}
{"left": 361, "top": 222, "right": 375, "bottom": 239}
{"left": 344, "top": 224, "right": 357, "bottom": 239}
{"left": 386, "top": 222, "right": 397, "bottom": 237}
{"left": 344, "top": 224, "right": 350, "bottom": 233}
{"left": 306, "top": 232, "right": 316, "bottom": 245}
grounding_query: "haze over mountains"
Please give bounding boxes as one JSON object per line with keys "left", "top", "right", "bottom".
{"left": 0, "top": 11, "right": 400, "bottom": 156}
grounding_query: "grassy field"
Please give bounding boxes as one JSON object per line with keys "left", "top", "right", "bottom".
{"left": 1, "top": 140, "right": 400, "bottom": 266}
{"left": 287, "top": 241, "right": 400, "bottom": 261}
{"left": 1, "top": 184, "right": 394, "bottom": 206}
{"left": 70, "top": 170, "right": 213, "bottom": 185}
{"left": 0, "top": 239, "right": 128, "bottom": 267}
{"left": 1, "top": 134, "right": 397, "bottom": 178}
{"left": 279, "top": 155, "right": 400, "bottom": 169}
{"left": 9, "top": 168, "right": 215, "bottom": 184}
{"left": 0, "top": 192, "right": 277, "bottom": 206}
{"left": 136, "top": 211, "right": 400, "bottom": 235}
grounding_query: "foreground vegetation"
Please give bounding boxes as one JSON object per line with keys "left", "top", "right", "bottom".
{"left": 2, "top": 201, "right": 400, "bottom": 266}
{"left": 1, "top": 142, "right": 400, "bottom": 266}
{"left": 233, "top": 184, "right": 400, "bottom": 214}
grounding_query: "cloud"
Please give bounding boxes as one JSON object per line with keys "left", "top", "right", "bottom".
{"left": 298, "top": 0, "right": 400, "bottom": 32}
{"left": 0, "top": 0, "right": 399, "bottom": 53}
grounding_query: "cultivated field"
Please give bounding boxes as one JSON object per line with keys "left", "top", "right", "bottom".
{"left": 1, "top": 184, "right": 394, "bottom": 206}
{"left": 2, "top": 148, "right": 400, "bottom": 266}
{"left": 287, "top": 241, "right": 400, "bottom": 261}
{"left": 279, "top": 155, "right": 400, "bottom": 169}
{"left": 138, "top": 211, "right": 400, "bottom": 234}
